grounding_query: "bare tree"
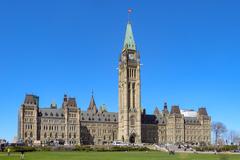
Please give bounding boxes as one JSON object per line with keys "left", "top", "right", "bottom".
{"left": 212, "top": 122, "right": 227, "bottom": 145}
{"left": 228, "top": 130, "right": 237, "bottom": 145}
{"left": 230, "top": 131, "right": 240, "bottom": 145}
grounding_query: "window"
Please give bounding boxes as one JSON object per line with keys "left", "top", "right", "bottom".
{"left": 130, "top": 115, "right": 135, "bottom": 126}
{"left": 55, "top": 133, "right": 58, "bottom": 138}
{"left": 44, "top": 133, "right": 47, "bottom": 138}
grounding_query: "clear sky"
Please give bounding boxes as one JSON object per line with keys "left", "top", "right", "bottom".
{"left": 0, "top": 0, "right": 240, "bottom": 142}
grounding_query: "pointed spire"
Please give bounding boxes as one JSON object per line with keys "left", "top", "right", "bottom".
{"left": 154, "top": 107, "right": 160, "bottom": 115}
{"left": 87, "top": 94, "right": 98, "bottom": 113}
{"left": 123, "top": 22, "right": 136, "bottom": 50}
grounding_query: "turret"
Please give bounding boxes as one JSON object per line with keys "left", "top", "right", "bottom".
{"left": 162, "top": 102, "right": 169, "bottom": 116}
{"left": 87, "top": 95, "right": 98, "bottom": 114}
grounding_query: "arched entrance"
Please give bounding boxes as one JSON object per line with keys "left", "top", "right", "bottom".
{"left": 129, "top": 133, "right": 136, "bottom": 144}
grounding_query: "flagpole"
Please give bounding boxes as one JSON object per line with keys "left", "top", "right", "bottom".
{"left": 128, "top": 8, "right": 132, "bottom": 23}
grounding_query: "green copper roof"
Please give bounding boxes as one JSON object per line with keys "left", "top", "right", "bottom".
{"left": 123, "top": 22, "right": 136, "bottom": 50}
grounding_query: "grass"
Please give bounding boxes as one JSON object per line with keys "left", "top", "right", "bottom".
{"left": 0, "top": 151, "right": 240, "bottom": 160}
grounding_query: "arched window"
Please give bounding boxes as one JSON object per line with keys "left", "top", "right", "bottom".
{"left": 25, "top": 132, "right": 27, "bottom": 138}
{"left": 55, "top": 133, "right": 58, "bottom": 139}
{"left": 130, "top": 115, "right": 135, "bottom": 126}
{"left": 44, "top": 133, "right": 47, "bottom": 138}
{"left": 30, "top": 132, "right": 33, "bottom": 138}
{"left": 69, "top": 133, "right": 71, "bottom": 138}
{"left": 62, "top": 133, "right": 64, "bottom": 138}
{"left": 50, "top": 132, "right": 52, "bottom": 138}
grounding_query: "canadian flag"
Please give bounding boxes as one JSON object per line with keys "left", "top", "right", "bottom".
{"left": 128, "top": 8, "right": 132, "bottom": 13}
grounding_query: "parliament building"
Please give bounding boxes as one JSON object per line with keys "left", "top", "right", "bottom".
{"left": 18, "top": 21, "right": 211, "bottom": 146}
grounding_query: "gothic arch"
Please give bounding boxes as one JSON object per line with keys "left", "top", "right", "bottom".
{"left": 129, "top": 133, "right": 136, "bottom": 144}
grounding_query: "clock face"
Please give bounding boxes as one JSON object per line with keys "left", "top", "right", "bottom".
{"left": 128, "top": 54, "right": 134, "bottom": 60}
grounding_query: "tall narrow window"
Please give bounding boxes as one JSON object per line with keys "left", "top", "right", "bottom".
{"left": 44, "top": 133, "right": 47, "bottom": 138}
{"left": 130, "top": 115, "right": 135, "bottom": 126}
{"left": 132, "top": 83, "right": 135, "bottom": 108}
{"left": 128, "top": 82, "right": 131, "bottom": 108}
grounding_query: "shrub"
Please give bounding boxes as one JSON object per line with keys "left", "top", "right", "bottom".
{"left": 194, "top": 145, "right": 238, "bottom": 152}
{"left": 74, "top": 145, "right": 93, "bottom": 152}
{"left": 73, "top": 145, "right": 150, "bottom": 152}
{"left": 4, "top": 146, "right": 36, "bottom": 152}
{"left": 111, "top": 146, "right": 150, "bottom": 152}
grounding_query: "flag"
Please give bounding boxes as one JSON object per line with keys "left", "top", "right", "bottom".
{"left": 128, "top": 8, "right": 132, "bottom": 13}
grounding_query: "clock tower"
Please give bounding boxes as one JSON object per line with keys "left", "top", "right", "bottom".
{"left": 118, "top": 21, "right": 141, "bottom": 143}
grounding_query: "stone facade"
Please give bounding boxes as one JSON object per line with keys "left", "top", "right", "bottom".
{"left": 18, "top": 21, "right": 211, "bottom": 145}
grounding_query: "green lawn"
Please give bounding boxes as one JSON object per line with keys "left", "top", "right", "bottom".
{"left": 0, "top": 152, "right": 240, "bottom": 160}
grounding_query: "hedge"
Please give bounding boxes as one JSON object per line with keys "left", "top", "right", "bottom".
{"left": 4, "top": 145, "right": 151, "bottom": 152}
{"left": 194, "top": 145, "right": 238, "bottom": 152}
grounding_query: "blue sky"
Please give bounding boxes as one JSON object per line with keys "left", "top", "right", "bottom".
{"left": 0, "top": 0, "right": 240, "bottom": 141}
